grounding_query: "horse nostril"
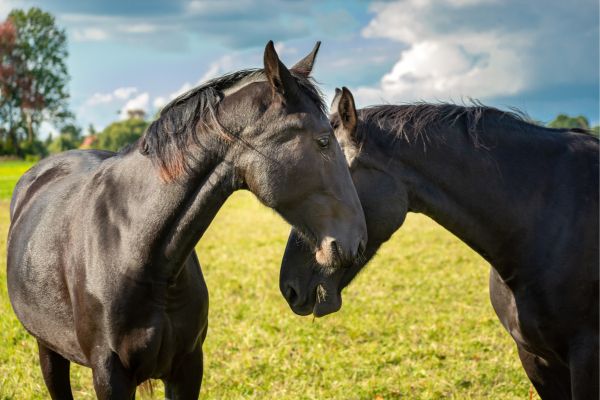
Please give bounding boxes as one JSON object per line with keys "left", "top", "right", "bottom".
{"left": 330, "top": 240, "right": 339, "bottom": 258}
{"left": 285, "top": 284, "right": 299, "bottom": 305}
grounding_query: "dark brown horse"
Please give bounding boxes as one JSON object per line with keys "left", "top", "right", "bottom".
{"left": 7, "top": 44, "right": 367, "bottom": 399}
{"left": 280, "top": 88, "right": 598, "bottom": 399}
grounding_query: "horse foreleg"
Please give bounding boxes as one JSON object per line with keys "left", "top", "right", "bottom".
{"left": 569, "top": 334, "right": 599, "bottom": 400}
{"left": 163, "top": 343, "right": 204, "bottom": 400}
{"left": 91, "top": 352, "right": 137, "bottom": 400}
{"left": 516, "top": 344, "right": 571, "bottom": 399}
{"left": 37, "top": 340, "right": 74, "bottom": 400}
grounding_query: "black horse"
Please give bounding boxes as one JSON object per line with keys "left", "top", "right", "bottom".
{"left": 280, "top": 88, "right": 598, "bottom": 399}
{"left": 7, "top": 44, "right": 367, "bottom": 399}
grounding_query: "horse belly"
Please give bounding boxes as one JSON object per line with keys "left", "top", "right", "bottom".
{"left": 7, "top": 238, "right": 86, "bottom": 364}
{"left": 7, "top": 193, "right": 87, "bottom": 364}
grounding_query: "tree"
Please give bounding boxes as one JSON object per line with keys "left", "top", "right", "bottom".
{"left": 0, "top": 18, "right": 19, "bottom": 154}
{"left": 88, "top": 123, "right": 97, "bottom": 136}
{"left": 547, "top": 114, "right": 599, "bottom": 137}
{"left": 548, "top": 114, "right": 590, "bottom": 130}
{"left": 59, "top": 122, "right": 82, "bottom": 142}
{"left": 47, "top": 122, "right": 82, "bottom": 154}
{"left": 0, "top": 8, "right": 70, "bottom": 155}
{"left": 47, "top": 134, "right": 77, "bottom": 154}
{"left": 94, "top": 118, "right": 148, "bottom": 152}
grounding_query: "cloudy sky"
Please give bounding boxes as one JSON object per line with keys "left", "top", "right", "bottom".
{"left": 1, "top": 0, "right": 598, "bottom": 134}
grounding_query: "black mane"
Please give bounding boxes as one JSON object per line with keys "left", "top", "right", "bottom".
{"left": 346, "top": 102, "right": 545, "bottom": 150}
{"left": 346, "top": 102, "right": 598, "bottom": 153}
{"left": 140, "top": 68, "right": 325, "bottom": 181}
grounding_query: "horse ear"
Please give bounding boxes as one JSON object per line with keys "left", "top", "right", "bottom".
{"left": 291, "top": 41, "right": 321, "bottom": 77}
{"left": 337, "top": 87, "right": 357, "bottom": 134}
{"left": 330, "top": 88, "right": 343, "bottom": 116}
{"left": 263, "top": 40, "right": 297, "bottom": 98}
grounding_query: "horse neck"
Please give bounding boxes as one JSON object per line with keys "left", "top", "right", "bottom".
{"left": 104, "top": 146, "right": 237, "bottom": 280}
{"left": 383, "top": 120, "right": 556, "bottom": 278}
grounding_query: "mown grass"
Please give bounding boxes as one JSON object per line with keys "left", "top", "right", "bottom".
{"left": 0, "top": 160, "right": 534, "bottom": 399}
{"left": 0, "top": 160, "right": 32, "bottom": 201}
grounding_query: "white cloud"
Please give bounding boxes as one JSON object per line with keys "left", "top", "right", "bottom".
{"left": 274, "top": 41, "right": 298, "bottom": 57}
{"left": 354, "top": 0, "right": 535, "bottom": 105}
{"left": 71, "top": 24, "right": 159, "bottom": 41}
{"left": 113, "top": 87, "right": 138, "bottom": 100}
{"left": 169, "top": 82, "right": 194, "bottom": 100}
{"left": 153, "top": 96, "right": 167, "bottom": 110}
{"left": 73, "top": 27, "right": 109, "bottom": 42}
{"left": 445, "top": 0, "right": 499, "bottom": 7}
{"left": 121, "top": 23, "right": 158, "bottom": 34}
{"left": 85, "top": 87, "right": 138, "bottom": 106}
{"left": 120, "top": 92, "right": 150, "bottom": 119}
{"left": 186, "top": 0, "right": 255, "bottom": 15}
{"left": 154, "top": 53, "right": 242, "bottom": 109}
{"left": 199, "top": 54, "right": 237, "bottom": 83}
{"left": 85, "top": 92, "right": 113, "bottom": 106}
{"left": 64, "top": 14, "right": 168, "bottom": 43}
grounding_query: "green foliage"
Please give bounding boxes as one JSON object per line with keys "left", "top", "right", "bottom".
{"left": 47, "top": 122, "right": 82, "bottom": 154}
{"left": 59, "top": 123, "right": 82, "bottom": 141}
{"left": 87, "top": 123, "right": 97, "bottom": 136}
{"left": 94, "top": 118, "right": 148, "bottom": 152}
{"left": 547, "top": 114, "right": 590, "bottom": 130}
{"left": 18, "top": 138, "right": 47, "bottom": 157}
{"left": 24, "top": 154, "right": 40, "bottom": 162}
{"left": 47, "top": 134, "right": 77, "bottom": 154}
{"left": 0, "top": 164, "right": 532, "bottom": 399}
{"left": 0, "top": 7, "right": 70, "bottom": 154}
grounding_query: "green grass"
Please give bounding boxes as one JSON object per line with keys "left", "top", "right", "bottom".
{"left": 0, "top": 161, "right": 535, "bottom": 399}
{"left": 0, "top": 160, "right": 33, "bottom": 201}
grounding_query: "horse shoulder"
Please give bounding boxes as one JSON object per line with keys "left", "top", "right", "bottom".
{"left": 100, "top": 254, "right": 208, "bottom": 380}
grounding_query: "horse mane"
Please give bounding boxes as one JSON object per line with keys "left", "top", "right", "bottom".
{"left": 140, "top": 68, "right": 325, "bottom": 182}
{"left": 349, "top": 101, "right": 541, "bottom": 150}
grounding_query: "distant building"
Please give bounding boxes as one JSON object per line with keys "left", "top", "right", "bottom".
{"left": 127, "top": 109, "right": 146, "bottom": 120}
{"left": 79, "top": 134, "right": 97, "bottom": 149}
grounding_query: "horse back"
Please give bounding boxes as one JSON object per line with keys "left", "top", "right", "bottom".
{"left": 9, "top": 150, "right": 115, "bottom": 223}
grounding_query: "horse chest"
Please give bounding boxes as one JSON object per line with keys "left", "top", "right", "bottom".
{"left": 107, "top": 297, "right": 206, "bottom": 380}
{"left": 489, "top": 269, "right": 566, "bottom": 361}
{"left": 80, "top": 271, "right": 207, "bottom": 380}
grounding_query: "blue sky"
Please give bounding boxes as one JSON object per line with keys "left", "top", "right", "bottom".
{"left": 1, "top": 0, "right": 598, "bottom": 135}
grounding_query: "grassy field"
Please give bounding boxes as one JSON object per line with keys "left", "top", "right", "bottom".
{"left": 0, "top": 160, "right": 533, "bottom": 399}
{"left": 0, "top": 160, "right": 32, "bottom": 201}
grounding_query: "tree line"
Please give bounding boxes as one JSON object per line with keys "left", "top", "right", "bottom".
{"left": 0, "top": 7, "right": 598, "bottom": 162}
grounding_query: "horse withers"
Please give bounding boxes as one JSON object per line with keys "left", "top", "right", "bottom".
{"left": 7, "top": 43, "right": 367, "bottom": 399}
{"left": 280, "top": 88, "right": 598, "bottom": 399}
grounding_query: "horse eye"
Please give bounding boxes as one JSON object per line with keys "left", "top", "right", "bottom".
{"left": 317, "top": 136, "right": 330, "bottom": 149}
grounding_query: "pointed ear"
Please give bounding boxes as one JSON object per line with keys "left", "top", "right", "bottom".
{"left": 330, "top": 88, "right": 343, "bottom": 116}
{"left": 291, "top": 41, "right": 321, "bottom": 77}
{"left": 337, "top": 87, "right": 357, "bottom": 133}
{"left": 263, "top": 40, "right": 297, "bottom": 98}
